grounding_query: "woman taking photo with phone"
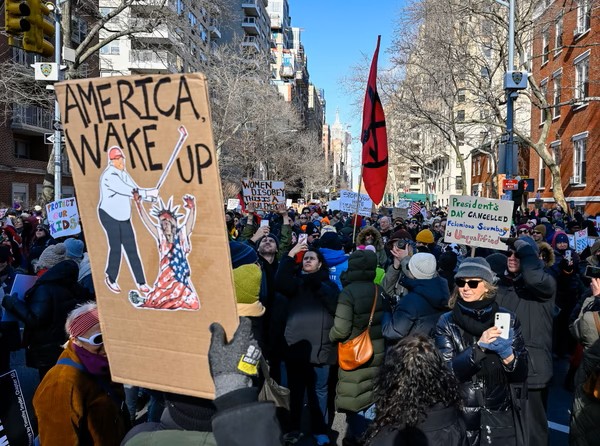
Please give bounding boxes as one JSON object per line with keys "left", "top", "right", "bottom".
{"left": 434, "top": 257, "right": 528, "bottom": 446}
{"left": 275, "top": 241, "right": 339, "bottom": 446}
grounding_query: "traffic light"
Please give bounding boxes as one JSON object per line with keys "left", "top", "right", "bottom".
{"left": 23, "top": 0, "right": 55, "bottom": 57}
{"left": 5, "top": 0, "right": 31, "bottom": 34}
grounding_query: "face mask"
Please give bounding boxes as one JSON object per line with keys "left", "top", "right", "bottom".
{"left": 73, "top": 343, "right": 110, "bottom": 375}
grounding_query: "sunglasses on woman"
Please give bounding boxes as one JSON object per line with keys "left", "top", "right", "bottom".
{"left": 77, "top": 333, "right": 103, "bottom": 346}
{"left": 518, "top": 229, "right": 530, "bottom": 234}
{"left": 455, "top": 278, "right": 482, "bottom": 288}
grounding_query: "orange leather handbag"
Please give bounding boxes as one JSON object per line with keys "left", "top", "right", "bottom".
{"left": 338, "top": 286, "right": 378, "bottom": 371}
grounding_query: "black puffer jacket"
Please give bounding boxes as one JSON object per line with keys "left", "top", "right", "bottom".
{"left": 275, "top": 256, "right": 339, "bottom": 365}
{"left": 2, "top": 260, "right": 91, "bottom": 369}
{"left": 382, "top": 275, "right": 449, "bottom": 342}
{"left": 496, "top": 239, "right": 556, "bottom": 389}
{"left": 434, "top": 308, "right": 528, "bottom": 445}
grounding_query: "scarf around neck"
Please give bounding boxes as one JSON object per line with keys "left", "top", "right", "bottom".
{"left": 452, "top": 296, "right": 498, "bottom": 336}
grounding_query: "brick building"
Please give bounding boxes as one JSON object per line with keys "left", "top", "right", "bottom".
{"left": 529, "top": 0, "right": 600, "bottom": 214}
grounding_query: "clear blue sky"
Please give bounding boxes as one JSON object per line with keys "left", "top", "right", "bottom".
{"left": 289, "top": 0, "right": 406, "bottom": 133}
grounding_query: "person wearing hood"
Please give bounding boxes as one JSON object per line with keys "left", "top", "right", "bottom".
{"left": 317, "top": 232, "right": 349, "bottom": 290}
{"left": 27, "top": 224, "right": 55, "bottom": 268}
{"left": 495, "top": 236, "right": 555, "bottom": 446}
{"left": 329, "top": 250, "right": 384, "bottom": 445}
{"left": 356, "top": 226, "right": 388, "bottom": 269}
{"left": 33, "top": 302, "right": 130, "bottom": 445}
{"left": 2, "top": 257, "right": 92, "bottom": 379}
{"left": 382, "top": 252, "right": 450, "bottom": 343}
{"left": 550, "top": 232, "right": 581, "bottom": 358}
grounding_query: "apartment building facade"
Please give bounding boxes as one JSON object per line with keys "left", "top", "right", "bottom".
{"left": 528, "top": 0, "right": 600, "bottom": 214}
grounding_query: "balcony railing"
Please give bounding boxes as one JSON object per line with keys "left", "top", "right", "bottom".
{"left": 11, "top": 104, "right": 53, "bottom": 133}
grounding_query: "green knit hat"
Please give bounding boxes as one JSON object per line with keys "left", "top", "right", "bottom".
{"left": 233, "top": 263, "right": 262, "bottom": 304}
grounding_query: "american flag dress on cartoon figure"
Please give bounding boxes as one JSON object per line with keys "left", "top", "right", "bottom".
{"left": 137, "top": 228, "right": 200, "bottom": 310}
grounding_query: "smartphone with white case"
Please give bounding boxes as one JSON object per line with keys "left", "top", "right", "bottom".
{"left": 494, "top": 312, "right": 511, "bottom": 339}
{"left": 260, "top": 219, "right": 269, "bottom": 228}
{"left": 298, "top": 233, "right": 308, "bottom": 245}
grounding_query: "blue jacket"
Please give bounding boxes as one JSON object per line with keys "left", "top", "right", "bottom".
{"left": 321, "top": 248, "right": 348, "bottom": 290}
{"left": 382, "top": 275, "right": 450, "bottom": 342}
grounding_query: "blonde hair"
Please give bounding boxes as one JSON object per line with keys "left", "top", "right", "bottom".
{"left": 448, "top": 280, "right": 497, "bottom": 308}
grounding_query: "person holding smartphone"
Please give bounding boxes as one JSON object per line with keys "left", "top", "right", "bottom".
{"left": 550, "top": 232, "right": 581, "bottom": 359}
{"left": 435, "top": 257, "right": 528, "bottom": 445}
{"left": 275, "top": 242, "right": 339, "bottom": 446}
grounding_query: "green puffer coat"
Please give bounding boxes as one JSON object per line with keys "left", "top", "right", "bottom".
{"left": 329, "top": 250, "right": 384, "bottom": 412}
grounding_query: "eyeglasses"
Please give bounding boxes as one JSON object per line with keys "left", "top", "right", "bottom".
{"left": 507, "top": 250, "right": 518, "bottom": 258}
{"left": 77, "top": 333, "right": 103, "bottom": 346}
{"left": 518, "top": 230, "right": 530, "bottom": 234}
{"left": 455, "top": 278, "right": 482, "bottom": 288}
{"left": 531, "top": 231, "right": 542, "bottom": 235}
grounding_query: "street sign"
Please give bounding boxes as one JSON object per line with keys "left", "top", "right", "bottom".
{"left": 503, "top": 179, "right": 519, "bottom": 190}
{"left": 44, "top": 133, "right": 65, "bottom": 145}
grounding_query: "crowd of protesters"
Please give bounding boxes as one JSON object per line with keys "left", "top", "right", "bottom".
{"left": 1, "top": 199, "right": 600, "bottom": 446}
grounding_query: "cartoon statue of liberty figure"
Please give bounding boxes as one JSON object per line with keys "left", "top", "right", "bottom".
{"left": 128, "top": 192, "right": 200, "bottom": 310}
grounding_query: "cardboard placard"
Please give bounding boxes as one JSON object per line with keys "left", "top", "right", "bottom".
{"left": 226, "top": 198, "right": 240, "bottom": 210}
{"left": 286, "top": 198, "right": 293, "bottom": 208}
{"left": 392, "top": 208, "right": 409, "bottom": 220}
{"left": 56, "top": 73, "right": 238, "bottom": 399}
{"left": 2, "top": 274, "right": 38, "bottom": 322}
{"left": 339, "top": 190, "right": 373, "bottom": 217}
{"left": 396, "top": 200, "right": 410, "bottom": 209}
{"left": 0, "top": 370, "right": 34, "bottom": 446}
{"left": 45, "top": 197, "right": 81, "bottom": 238}
{"left": 445, "top": 195, "right": 513, "bottom": 250}
{"left": 241, "top": 179, "right": 285, "bottom": 211}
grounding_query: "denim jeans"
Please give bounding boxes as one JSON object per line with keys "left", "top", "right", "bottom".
{"left": 345, "top": 403, "right": 376, "bottom": 441}
{"left": 286, "top": 361, "right": 330, "bottom": 435}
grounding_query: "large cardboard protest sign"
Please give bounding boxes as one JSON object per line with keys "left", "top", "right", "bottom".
{"left": 46, "top": 197, "right": 81, "bottom": 238}
{"left": 241, "top": 179, "right": 285, "bottom": 211}
{"left": 445, "top": 195, "right": 513, "bottom": 250}
{"left": 56, "top": 73, "right": 238, "bottom": 398}
{"left": 0, "top": 370, "right": 34, "bottom": 446}
{"left": 339, "top": 190, "right": 373, "bottom": 217}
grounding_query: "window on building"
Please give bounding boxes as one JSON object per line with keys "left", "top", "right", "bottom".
{"left": 12, "top": 183, "right": 28, "bottom": 205}
{"left": 14, "top": 139, "right": 31, "bottom": 159}
{"left": 542, "top": 26, "right": 550, "bottom": 64}
{"left": 552, "top": 73, "right": 561, "bottom": 118}
{"left": 99, "top": 7, "right": 113, "bottom": 17}
{"left": 62, "top": 186, "right": 75, "bottom": 198}
{"left": 574, "top": 52, "right": 590, "bottom": 102}
{"left": 456, "top": 176, "right": 463, "bottom": 192}
{"left": 576, "top": 0, "right": 591, "bottom": 34}
{"left": 540, "top": 78, "right": 548, "bottom": 124}
{"left": 71, "top": 17, "right": 87, "bottom": 44}
{"left": 487, "top": 155, "right": 492, "bottom": 173}
{"left": 538, "top": 154, "right": 546, "bottom": 189}
{"left": 456, "top": 110, "right": 465, "bottom": 122}
{"left": 100, "top": 39, "right": 120, "bottom": 55}
{"left": 36, "top": 184, "right": 44, "bottom": 201}
{"left": 457, "top": 89, "right": 466, "bottom": 103}
{"left": 554, "top": 13, "right": 563, "bottom": 54}
{"left": 410, "top": 178, "right": 419, "bottom": 186}
{"left": 457, "top": 132, "right": 465, "bottom": 146}
{"left": 476, "top": 157, "right": 481, "bottom": 175}
{"left": 480, "top": 67, "right": 490, "bottom": 78}
{"left": 572, "top": 132, "right": 587, "bottom": 184}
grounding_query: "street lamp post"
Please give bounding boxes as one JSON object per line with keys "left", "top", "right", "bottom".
{"left": 494, "top": 0, "right": 528, "bottom": 199}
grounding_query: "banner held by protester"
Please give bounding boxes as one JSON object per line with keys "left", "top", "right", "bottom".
{"left": 445, "top": 195, "right": 513, "bottom": 250}
{"left": 0, "top": 370, "right": 34, "bottom": 446}
{"left": 45, "top": 198, "right": 81, "bottom": 238}
{"left": 241, "top": 179, "right": 286, "bottom": 211}
{"left": 56, "top": 73, "right": 238, "bottom": 399}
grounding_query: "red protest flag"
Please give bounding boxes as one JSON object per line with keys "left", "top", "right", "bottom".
{"left": 361, "top": 35, "right": 388, "bottom": 204}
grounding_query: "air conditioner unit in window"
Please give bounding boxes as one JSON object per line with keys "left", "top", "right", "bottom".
{"left": 569, "top": 176, "right": 580, "bottom": 185}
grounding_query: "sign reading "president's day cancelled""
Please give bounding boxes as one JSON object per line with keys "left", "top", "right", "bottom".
{"left": 444, "top": 195, "right": 513, "bottom": 250}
